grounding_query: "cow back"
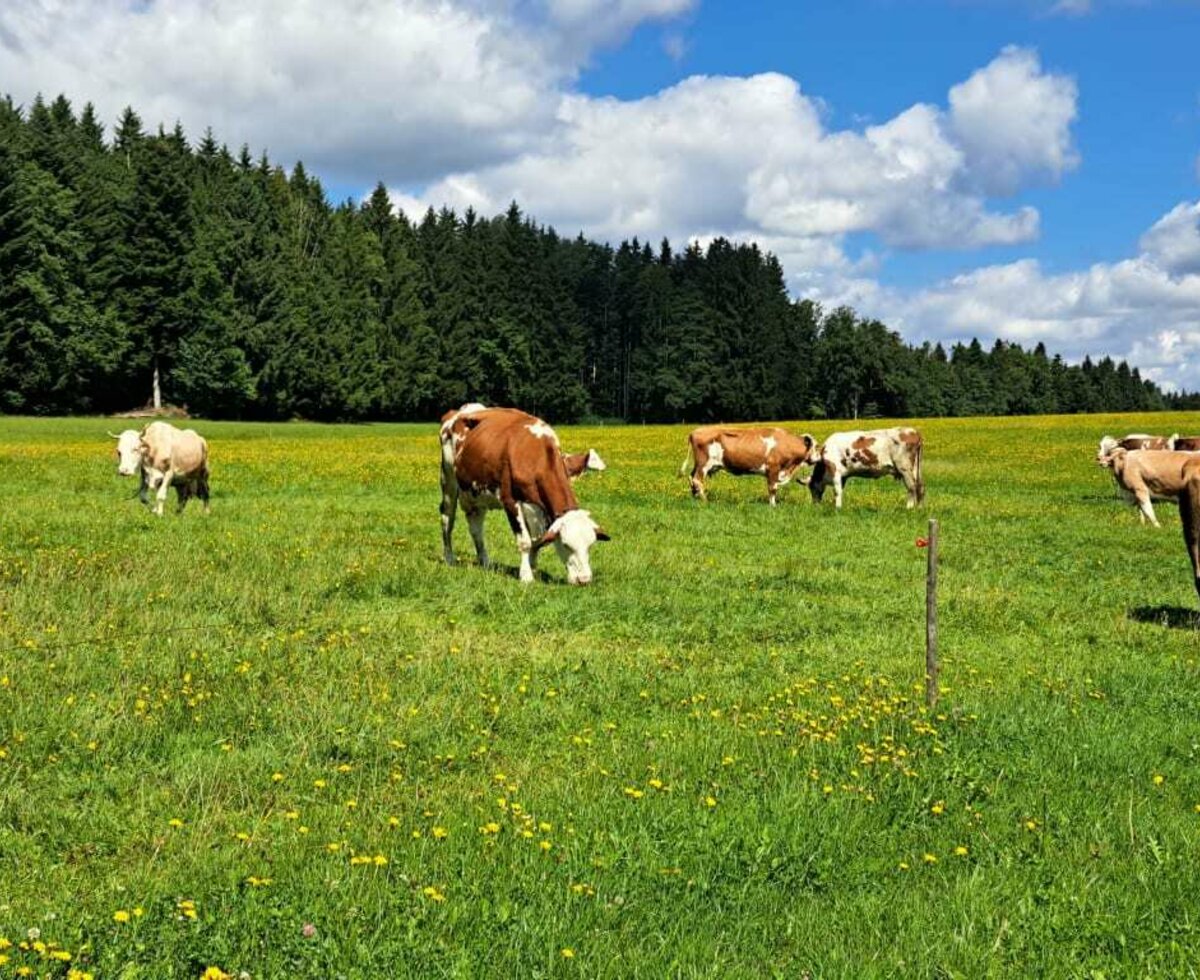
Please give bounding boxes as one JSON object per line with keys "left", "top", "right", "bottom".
{"left": 453, "top": 409, "right": 578, "bottom": 518}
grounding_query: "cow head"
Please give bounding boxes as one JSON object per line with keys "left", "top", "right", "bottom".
{"left": 1098, "top": 446, "right": 1126, "bottom": 471}
{"left": 111, "top": 429, "right": 143, "bottom": 476}
{"left": 584, "top": 448, "right": 607, "bottom": 473}
{"left": 537, "top": 510, "right": 610, "bottom": 586}
{"left": 808, "top": 458, "right": 829, "bottom": 502}
{"left": 1096, "top": 436, "right": 1119, "bottom": 464}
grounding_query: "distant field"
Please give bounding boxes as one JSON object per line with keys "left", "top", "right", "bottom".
{"left": 2, "top": 413, "right": 1200, "bottom": 979}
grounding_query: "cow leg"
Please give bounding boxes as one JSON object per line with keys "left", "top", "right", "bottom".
{"left": 175, "top": 481, "right": 190, "bottom": 514}
{"left": 690, "top": 447, "right": 709, "bottom": 501}
{"left": 901, "top": 469, "right": 920, "bottom": 509}
{"left": 440, "top": 468, "right": 459, "bottom": 566}
{"left": 833, "top": 472, "right": 845, "bottom": 509}
{"left": 766, "top": 466, "right": 780, "bottom": 507}
{"left": 506, "top": 504, "right": 535, "bottom": 584}
{"left": 154, "top": 468, "right": 175, "bottom": 517}
{"left": 466, "top": 506, "right": 489, "bottom": 568}
{"left": 197, "top": 468, "right": 211, "bottom": 515}
{"left": 1137, "top": 493, "right": 1160, "bottom": 528}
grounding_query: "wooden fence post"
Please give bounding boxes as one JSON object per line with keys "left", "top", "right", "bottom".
{"left": 925, "top": 518, "right": 939, "bottom": 709}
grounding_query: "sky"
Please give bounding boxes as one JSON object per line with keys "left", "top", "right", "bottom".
{"left": 2, "top": 0, "right": 1199, "bottom": 388}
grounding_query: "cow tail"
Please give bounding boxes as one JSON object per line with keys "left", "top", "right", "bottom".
{"left": 1180, "top": 469, "right": 1200, "bottom": 605}
{"left": 915, "top": 435, "right": 926, "bottom": 505}
{"left": 679, "top": 438, "right": 695, "bottom": 477}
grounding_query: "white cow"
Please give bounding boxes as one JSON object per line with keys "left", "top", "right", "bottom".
{"left": 112, "top": 422, "right": 210, "bottom": 516}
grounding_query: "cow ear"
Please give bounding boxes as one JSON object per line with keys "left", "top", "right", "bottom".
{"left": 539, "top": 527, "right": 560, "bottom": 547}
{"left": 594, "top": 525, "right": 611, "bottom": 542}
{"left": 803, "top": 434, "right": 814, "bottom": 450}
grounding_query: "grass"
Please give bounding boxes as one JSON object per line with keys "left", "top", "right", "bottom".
{"left": 1, "top": 411, "right": 1200, "bottom": 978}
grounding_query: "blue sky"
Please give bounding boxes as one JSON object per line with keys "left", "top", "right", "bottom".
{"left": 578, "top": 1, "right": 1200, "bottom": 287}
{"left": 3, "top": 0, "right": 1199, "bottom": 387}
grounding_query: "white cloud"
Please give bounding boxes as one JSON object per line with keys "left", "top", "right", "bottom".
{"left": 541, "top": 0, "right": 696, "bottom": 51}
{"left": 834, "top": 202, "right": 1200, "bottom": 390}
{"left": 397, "top": 48, "right": 1074, "bottom": 252}
{"left": 0, "top": 0, "right": 689, "bottom": 184}
{"left": 1047, "top": 0, "right": 1092, "bottom": 17}
{"left": 948, "top": 46, "right": 1079, "bottom": 195}
{"left": 1140, "top": 201, "right": 1200, "bottom": 276}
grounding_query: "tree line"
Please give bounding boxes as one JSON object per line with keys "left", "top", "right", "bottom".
{"left": 0, "top": 94, "right": 1183, "bottom": 422}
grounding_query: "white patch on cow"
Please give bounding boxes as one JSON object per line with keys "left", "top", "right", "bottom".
{"left": 761, "top": 435, "right": 777, "bottom": 456}
{"left": 702, "top": 441, "right": 725, "bottom": 476}
{"left": 585, "top": 448, "right": 607, "bottom": 472}
{"left": 756, "top": 463, "right": 767, "bottom": 474}
{"left": 527, "top": 420, "right": 559, "bottom": 446}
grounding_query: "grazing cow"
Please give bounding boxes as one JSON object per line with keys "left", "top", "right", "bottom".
{"left": 440, "top": 406, "right": 609, "bottom": 585}
{"left": 809, "top": 427, "right": 924, "bottom": 509}
{"left": 129, "top": 421, "right": 210, "bottom": 516}
{"left": 1170, "top": 435, "right": 1200, "bottom": 452}
{"left": 1097, "top": 447, "right": 1200, "bottom": 527}
{"left": 563, "top": 448, "right": 607, "bottom": 480}
{"left": 440, "top": 403, "right": 605, "bottom": 481}
{"left": 1096, "top": 433, "right": 1170, "bottom": 460}
{"left": 681, "top": 426, "right": 816, "bottom": 506}
{"left": 1177, "top": 468, "right": 1200, "bottom": 604}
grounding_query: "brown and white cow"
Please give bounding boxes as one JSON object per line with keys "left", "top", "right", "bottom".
{"left": 809, "top": 427, "right": 924, "bottom": 509}
{"left": 681, "top": 426, "right": 816, "bottom": 506}
{"left": 439, "top": 406, "right": 609, "bottom": 586}
{"left": 1097, "top": 447, "right": 1200, "bottom": 527}
{"left": 563, "top": 448, "right": 607, "bottom": 480}
{"left": 1096, "top": 433, "right": 1170, "bottom": 460}
{"left": 440, "top": 404, "right": 606, "bottom": 482}
{"left": 1170, "top": 435, "right": 1200, "bottom": 452}
{"left": 114, "top": 421, "right": 210, "bottom": 516}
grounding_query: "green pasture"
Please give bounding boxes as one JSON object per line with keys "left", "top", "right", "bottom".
{"left": 1, "top": 413, "right": 1199, "bottom": 978}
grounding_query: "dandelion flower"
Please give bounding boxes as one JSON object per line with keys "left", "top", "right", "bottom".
{"left": 561, "top": 948, "right": 575, "bottom": 959}
{"left": 113, "top": 910, "right": 130, "bottom": 923}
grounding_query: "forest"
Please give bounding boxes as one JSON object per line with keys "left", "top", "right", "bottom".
{"left": 0, "top": 93, "right": 1181, "bottom": 422}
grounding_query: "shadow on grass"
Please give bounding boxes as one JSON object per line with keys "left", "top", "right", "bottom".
{"left": 1128, "top": 605, "right": 1200, "bottom": 630}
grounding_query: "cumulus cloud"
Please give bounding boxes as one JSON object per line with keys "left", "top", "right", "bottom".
{"left": 399, "top": 48, "right": 1074, "bottom": 252}
{"left": 1139, "top": 201, "right": 1200, "bottom": 276}
{"left": 834, "top": 201, "right": 1200, "bottom": 390}
{"left": 0, "top": 0, "right": 689, "bottom": 184}
{"left": 948, "top": 46, "right": 1079, "bottom": 195}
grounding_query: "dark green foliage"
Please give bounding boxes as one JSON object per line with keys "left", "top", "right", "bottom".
{"left": 0, "top": 92, "right": 1183, "bottom": 420}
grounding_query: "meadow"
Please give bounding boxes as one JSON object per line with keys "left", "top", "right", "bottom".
{"left": 2, "top": 412, "right": 1200, "bottom": 979}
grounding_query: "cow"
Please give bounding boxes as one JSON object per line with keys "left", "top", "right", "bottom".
{"left": 1170, "top": 435, "right": 1200, "bottom": 452}
{"left": 440, "top": 405, "right": 609, "bottom": 586}
{"left": 1097, "top": 447, "right": 1200, "bottom": 527}
{"left": 681, "top": 426, "right": 817, "bottom": 506}
{"left": 1177, "top": 467, "right": 1200, "bottom": 604}
{"left": 130, "top": 417, "right": 212, "bottom": 515}
{"left": 563, "top": 448, "right": 607, "bottom": 480}
{"left": 1096, "top": 434, "right": 1170, "bottom": 460}
{"left": 809, "top": 427, "right": 924, "bottom": 509}
{"left": 441, "top": 404, "right": 606, "bottom": 482}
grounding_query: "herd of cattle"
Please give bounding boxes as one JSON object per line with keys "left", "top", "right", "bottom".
{"left": 110, "top": 406, "right": 923, "bottom": 587}
{"left": 107, "top": 411, "right": 1200, "bottom": 600}
{"left": 1096, "top": 431, "right": 1200, "bottom": 603}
